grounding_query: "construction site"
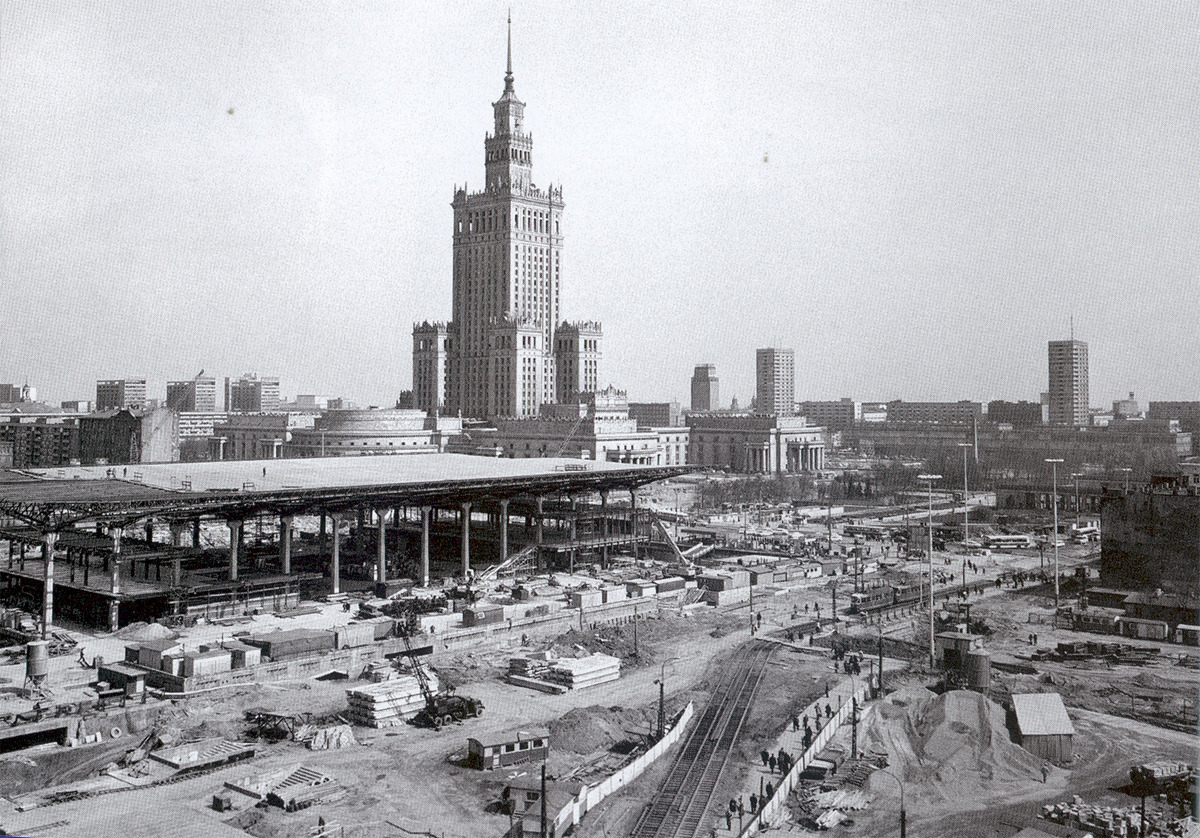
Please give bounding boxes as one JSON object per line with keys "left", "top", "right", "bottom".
{"left": 0, "top": 455, "right": 1195, "bottom": 838}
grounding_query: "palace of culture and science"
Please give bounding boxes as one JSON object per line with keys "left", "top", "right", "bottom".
{"left": 413, "top": 21, "right": 601, "bottom": 420}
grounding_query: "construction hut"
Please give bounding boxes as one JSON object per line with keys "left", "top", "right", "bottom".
{"left": 502, "top": 775, "right": 583, "bottom": 819}
{"left": 468, "top": 728, "right": 549, "bottom": 770}
{"left": 1012, "top": 693, "right": 1075, "bottom": 764}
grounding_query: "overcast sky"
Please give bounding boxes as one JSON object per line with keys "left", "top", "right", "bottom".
{"left": 2, "top": 1, "right": 1197, "bottom": 409}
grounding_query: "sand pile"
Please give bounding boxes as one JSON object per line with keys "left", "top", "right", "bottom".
{"left": 864, "top": 688, "right": 1046, "bottom": 806}
{"left": 549, "top": 705, "right": 657, "bottom": 756}
{"left": 114, "top": 622, "right": 178, "bottom": 642}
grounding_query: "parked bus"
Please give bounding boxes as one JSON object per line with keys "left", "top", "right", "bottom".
{"left": 844, "top": 523, "right": 889, "bottom": 541}
{"left": 984, "top": 534, "right": 1035, "bottom": 550}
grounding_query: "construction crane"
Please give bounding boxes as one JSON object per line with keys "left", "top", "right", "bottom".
{"left": 396, "top": 633, "right": 484, "bottom": 729}
{"left": 553, "top": 411, "right": 587, "bottom": 458}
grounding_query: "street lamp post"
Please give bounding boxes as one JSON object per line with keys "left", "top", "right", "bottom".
{"left": 918, "top": 473, "right": 941, "bottom": 666}
{"left": 876, "top": 768, "right": 907, "bottom": 838}
{"left": 1071, "top": 473, "right": 1083, "bottom": 531}
{"left": 958, "top": 443, "right": 972, "bottom": 544}
{"left": 1045, "top": 458, "right": 1064, "bottom": 614}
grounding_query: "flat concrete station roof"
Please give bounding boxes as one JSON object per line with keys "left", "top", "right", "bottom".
{"left": 0, "top": 454, "right": 691, "bottom": 531}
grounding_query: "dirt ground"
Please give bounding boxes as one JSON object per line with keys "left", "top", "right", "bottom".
{"left": 842, "top": 701, "right": 1198, "bottom": 838}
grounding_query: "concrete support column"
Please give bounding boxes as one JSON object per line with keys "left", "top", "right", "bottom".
{"left": 193, "top": 518, "right": 201, "bottom": 548}
{"left": 535, "top": 496, "right": 545, "bottom": 571}
{"left": 110, "top": 530, "right": 122, "bottom": 595}
{"left": 169, "top": 521, "right": 185, "bottom": 547}
{"left": 41, "top": 532, "right": 57, "bottom": 639}
{"left": 600, "top": 491, "right": 609, "bottom": 567}
{"left": 630, "top": 488, "right": 639, "bottom": 561}
{"left": 228, "top": 520, "right": 242, "bottom": 582}
{"left": 460, "top": 502, "right": 472, "bottom": 579}
{"left": 498, "top": 499, "right": 509, "bottom": 564}
{"left": 420, "top": 507, "right": 431, "bottom": 587}
{"left": 376, "top": 508, "right": 388, "bottom": 584}
{"left": 330, "top": 514, "right": 341, "bottom": 595}
{"left": 280, "top": 515, "right": 293, "bottom": 575}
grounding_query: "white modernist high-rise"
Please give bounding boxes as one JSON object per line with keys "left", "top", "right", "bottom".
{"left": 1048, "top": 339, "right": 1089, "bottom": 426}
{"left": 755, "top": 348, "right": 795, "bottom": 416}
{"left": 414, "top": 18, "right": 600, "bottom": 419}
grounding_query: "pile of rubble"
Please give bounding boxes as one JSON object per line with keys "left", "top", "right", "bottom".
{"left": 1042, "top": 795, "right": 1199, "bottom": 838}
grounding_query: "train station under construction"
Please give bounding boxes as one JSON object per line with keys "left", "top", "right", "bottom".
{"left": 0, "top": 455, "right": 689, "bottom": 634}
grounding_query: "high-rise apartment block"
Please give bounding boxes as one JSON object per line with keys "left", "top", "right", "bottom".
{"left": 412, "top": 20, "right": 601, "bottom": 419}
{"left": 1048, "top": 340, "right": 1089, "bottom": 426}
{"left": 96, "top": 378, "right": 147, "bottom": 411}
{"left": 755, "top": 349, "right": 795, "bottom": 416}
{"left": 690, "top": 365, "right": 719, "bottom": 412}
{"left": 167, "top": 376, "right": 217, "bottom": 412}
{"left": 224, "top": 374, "right": 280, "bottom": 413}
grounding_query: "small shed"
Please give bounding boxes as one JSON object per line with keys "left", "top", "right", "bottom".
{"left": 467, "top": 728, "right": 549, "bottom": 770}
{"left": 1012, "top": 692, "right": 1075, "bottom": 764}
{"left": 97, "top": 662, "right": 146, "bottom": 696}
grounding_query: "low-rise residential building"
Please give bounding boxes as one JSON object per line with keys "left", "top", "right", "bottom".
{"left": 987, "top": 400, "right": 1045, "bottom": 427}
{"left": 0, "top": 414, "right": 79, "bottom": 468}
{"left": 885, "top": 400, "right": 983, "bottom": 425}
{"left": 79, "top": 407, "right": 179, "bottom": 465}
{"left": 628, "top": 402, "right": 681, "bottom": 430}
{"left": 795, "top": 399, "right": 860, "bottom": 430}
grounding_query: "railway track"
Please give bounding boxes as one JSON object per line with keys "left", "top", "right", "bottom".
{"left": 629, "top": 642, "right": 773, "bottom": 838}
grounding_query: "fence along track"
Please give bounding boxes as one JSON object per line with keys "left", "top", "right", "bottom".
{"left": 629, "top": 643, "right": 773, "bottom": 838}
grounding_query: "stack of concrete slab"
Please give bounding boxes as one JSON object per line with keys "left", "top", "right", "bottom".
{"left": 507, "top": 652, "right": 568, "bottom": 694}
{"left": 547, "top": 654, "right": 620, "bottom": 690}
{"left": 346, "top": 671, "right": 438, "bottom": 727}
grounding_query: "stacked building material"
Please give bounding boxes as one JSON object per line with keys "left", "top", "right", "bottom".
{"left": 507, "top": 652, "right": 568, "bottom": 694}
{"left": 546, "top": 654, "right": 620, "bottom": 690}
{"left": 346, "top": 671, "right": 438, "bottom": 727}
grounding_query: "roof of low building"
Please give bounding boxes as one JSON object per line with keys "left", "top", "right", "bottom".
{"left": 1012, "top": 692, "right": 1075, "bottom": 737}
{"left": 1123, "top": 591, "right": 1199, "bottom": 610}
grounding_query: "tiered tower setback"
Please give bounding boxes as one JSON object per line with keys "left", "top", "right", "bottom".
{"left": 413, "top": 17, "right": 600, "bottom": 419}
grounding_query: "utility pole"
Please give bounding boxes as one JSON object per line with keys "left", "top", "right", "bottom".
{"left": 918, "top": 474, "right": 941, "bottom": 667}
{"left": 1046, "top": 458, "right": 1064, "bottom": 615}
{"left": 851, "top": 695, "right": 858, "bottom": 759}
{"left": 878, "top": 631, "right": 884, "bottom": 697}
{"left": 540, "top": 762, "right": 547, "bottom": 838}
{"left": 958, "top": 442, "right": 972, "bottom": 543}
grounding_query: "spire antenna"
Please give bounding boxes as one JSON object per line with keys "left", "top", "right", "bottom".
{"left": 504, "top": 10, "right": 514, "bottom": 92}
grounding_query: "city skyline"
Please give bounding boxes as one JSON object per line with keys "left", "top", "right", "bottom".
{"left": 3, "top": 2, "right": 1198, "bottom": 408}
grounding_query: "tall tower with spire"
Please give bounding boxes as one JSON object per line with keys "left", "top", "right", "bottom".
{"left": 413, "top": 17, "right": 600, "bottom": 420}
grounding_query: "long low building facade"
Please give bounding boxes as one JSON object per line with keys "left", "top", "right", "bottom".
{"left": 686, "top": 413, "right": 825, "bottom": 474}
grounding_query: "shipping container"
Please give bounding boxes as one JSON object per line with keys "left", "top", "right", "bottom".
{"left": 335, "top": 622, "right": 376, "bottom": 649}
{"left": 463, "top": 605, "right": 505, "bottom": 627}
{"left": 655, "top": 577, "right": 686, "bottom": 594}
{"left": 571, "top": 590, "right": 604, "bottom": 609}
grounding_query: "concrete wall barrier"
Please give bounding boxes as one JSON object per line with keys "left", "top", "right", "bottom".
{"left": 549, "top": 701, "right": 696, "bottom": 836}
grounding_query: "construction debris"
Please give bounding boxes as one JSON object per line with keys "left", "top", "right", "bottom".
{"left": 306, "top": 725, "right": 358, "bottom": 750}
{"left": 1041, "top": 795, "right": 1198, "bottom": 838}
